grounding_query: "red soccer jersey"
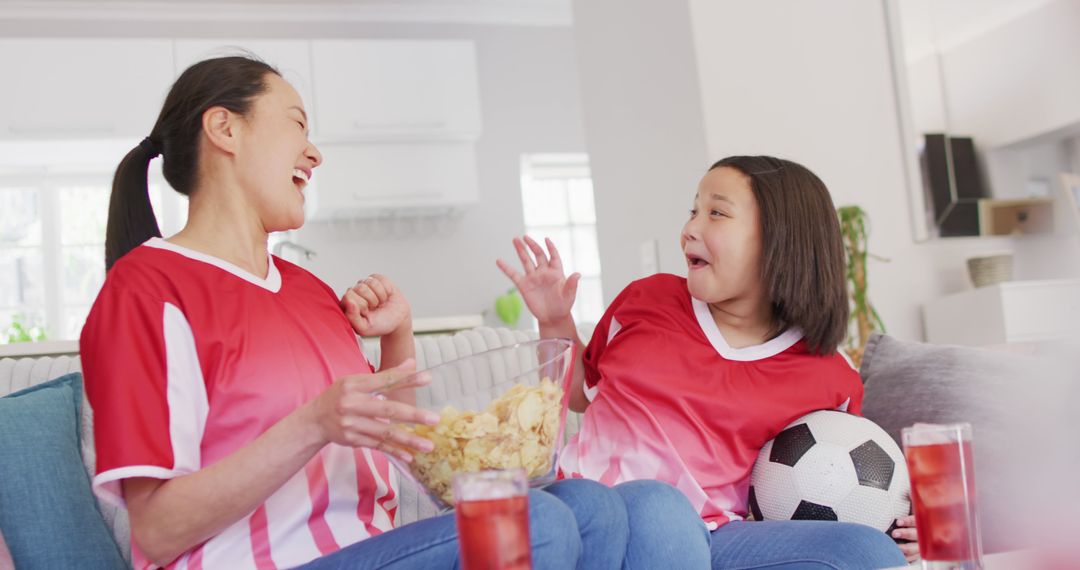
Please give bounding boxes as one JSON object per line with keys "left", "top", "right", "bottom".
{"left": 558, "top": 274, "right": 861, "bottom": 530}
{"left": 81, "top": 238, "right": 397, "bottom": 570}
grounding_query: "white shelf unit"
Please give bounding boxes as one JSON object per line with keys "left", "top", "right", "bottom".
{"left": 923, "top": 279, "right": 1080, "bottom": 346}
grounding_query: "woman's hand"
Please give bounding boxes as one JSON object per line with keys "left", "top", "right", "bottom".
{"left": 306, "top": 359, "right": 438, "bottom": 462}
{"left": 891, "top": 515, "right": 920, "bottom": 563}
{"left": 341, "top": 274, "right": 411, "bottom": 337}
{"left": 496, "top": 236, "right": 580, "bottom": 327}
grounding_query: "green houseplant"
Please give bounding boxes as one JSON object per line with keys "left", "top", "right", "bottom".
{"left": 837, "top": 206, "right": 885, "bottom": 367}
{"left": 3, "top": 312, "right": 48, "bottom": 344}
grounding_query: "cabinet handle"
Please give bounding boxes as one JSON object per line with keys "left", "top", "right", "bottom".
{"left": 9, "top": 124, "right": 116, "bottom": 135}
{"left": 352, "top": 121, "right": 447, "bottom": 130}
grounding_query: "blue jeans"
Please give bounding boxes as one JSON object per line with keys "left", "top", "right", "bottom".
{"left": 297, "top": 478, "right": 706, "bottom": 570}
{"left": 710, "top": 520, "right": 908, "bottom": 569}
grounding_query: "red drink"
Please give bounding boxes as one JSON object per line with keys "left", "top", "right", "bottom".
{"left": 903, "top": 423, "right": 982, "bottom": 569}
{"left": 455, "top": 495, "right": 531, "bottom": 570}
{"left": 907, "top": 441, "right": 978, "bottom": 560}
{"left": 454, "top": 469, "right": 532, "bottom": 570}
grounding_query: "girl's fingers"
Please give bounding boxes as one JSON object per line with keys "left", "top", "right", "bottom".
{"left": 897, "top": 515, "right": 916, "bottom": 527}
{"left": 522, "top": 235, "right": 548, "bottom": 267}
{"left": 563, "top": 272, "right": 581, "bottom": 300}
{"left": 899, "top": 543, "right": 919, "bottom": 561}
{"left": 512, "top": 238, "right": 536, "bottom": 274}
{"left": 891, "top": 527, "right": 918, "bottom": 542}
{"left": 545, "top": 238, "right": 563, "bottom": 271}
{"left": 496, "top": 259, "right": 523, "bottom": 286}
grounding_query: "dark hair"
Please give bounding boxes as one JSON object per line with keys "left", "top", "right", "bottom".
{"left": 709, "top": 156, "right": 848, "bottom": 355}
{"left": 105, "top": 56, "right": 280, "bottom": 269}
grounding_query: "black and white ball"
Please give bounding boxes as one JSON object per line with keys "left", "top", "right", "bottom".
{"left": 749, "top": 410, "right": 910, "bottom": 533}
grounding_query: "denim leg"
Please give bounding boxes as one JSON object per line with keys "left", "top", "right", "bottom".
{"left": 542, "top": 478, "right": 630, "bottom": 570}
{"left": 296, "top": 489, "right": 581, "bottom": 570}
{"left": 613, "top": 480, "right": 712, "bottom": 570}
{"left": 709, "top": 520, "right": 907, "bottom": 570}
{"left": 527, "top": 488, "right": 583, "bottom": 570}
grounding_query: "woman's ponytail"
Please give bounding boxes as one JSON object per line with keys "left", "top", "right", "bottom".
{"left": 103, "top": 54, "right": 279, "bottom": 270}
{"left": 105, "top": 137, "right": 162, "bottom": 270}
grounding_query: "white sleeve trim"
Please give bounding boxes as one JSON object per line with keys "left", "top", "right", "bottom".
{"left": 163, "top": 302, "right": 209, "bottom": 477}
{"left": 89, "top": 303, "right": 208, "bottom": 511}
{"left": 606, "top": 317, "right": 622, "bottom": 344}
{"left": 582, "top": 318, "right": 621, "bottom": 402}
{"left": 92, "top": 465, "right": 190, "bottom": 509}
{"left": 583, "top": 383, "right": 599, "bottom": 402}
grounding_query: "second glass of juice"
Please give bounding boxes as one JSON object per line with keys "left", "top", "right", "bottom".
{"left": 453, "top": 469, "right": 532, "bottom": 570}
{"left": 902, "top": 422, "right": 983, "bottom": 570}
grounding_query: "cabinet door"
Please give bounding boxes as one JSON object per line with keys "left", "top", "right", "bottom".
{"left": 0, "top": 39, "right": 175, "bottom": 139}
{"left": 174, "top": 40, "right": 315, "bottom": 131}
{"left": 310, "top": 142, "right": 478, "bottom": 217}
{"left": 311, "top": 40, "right": 481, "bottom": 140}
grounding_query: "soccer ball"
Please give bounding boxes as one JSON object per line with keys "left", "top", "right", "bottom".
{"left": 748, "top": 410, "right": 911, "bottom": 533}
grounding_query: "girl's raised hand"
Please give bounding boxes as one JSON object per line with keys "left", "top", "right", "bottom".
{"left": 496, "top": 236, "right": 580, "bottom": 326}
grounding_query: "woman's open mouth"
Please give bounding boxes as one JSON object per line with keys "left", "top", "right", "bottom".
{"left": 292, "top": 168, "right": 310, "bottom": 194}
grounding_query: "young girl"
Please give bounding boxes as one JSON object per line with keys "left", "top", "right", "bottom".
{"left": 498, "top": 156, "right": 918, "bottom": 568}
{"left": 80, "top": 55, "right": 700, "bottom": 570}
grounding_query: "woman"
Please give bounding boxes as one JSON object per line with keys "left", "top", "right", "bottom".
{"left": 81, "top": 55, "right": 695, "bottom": 570}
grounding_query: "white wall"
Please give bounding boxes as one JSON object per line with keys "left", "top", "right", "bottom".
{"left": 296, "top": 26, "right": 586, "bottom": 320}
{"left": 939, "top": 0, "right": 1080, "bottom": 148}
{"left": 570, "top": 0, "right": 709, "bottom": 303}
{"left": 0, "top": 19, "right": 587, "bottom": 321}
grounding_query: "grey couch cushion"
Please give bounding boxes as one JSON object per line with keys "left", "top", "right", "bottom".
{"left": 859, "top": 333, "right": 1071, "bottom": 554}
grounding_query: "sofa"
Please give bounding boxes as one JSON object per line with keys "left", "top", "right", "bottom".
{"left": 0, "top": 329, "right": 1067, "bottom": 568}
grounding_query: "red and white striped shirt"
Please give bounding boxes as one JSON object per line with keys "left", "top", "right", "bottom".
{"left": 558, "top": 274, "right": 862, "bottom": 530}
{"left": 81, "top": 238, "right": 397, "bottom": 569}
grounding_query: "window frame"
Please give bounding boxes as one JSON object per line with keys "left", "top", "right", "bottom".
{"left": 519, "top": 153, "right": 604, "bottom": 325}
{"left": 0, "top": 166, "right": 185, "bottom": 342}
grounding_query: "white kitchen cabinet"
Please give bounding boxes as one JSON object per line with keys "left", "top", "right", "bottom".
{"left": 923, "top": 279, "right": 1080, "bottom": 346}
{"left": 173, "top": 40, "right": 315, "bottom": 131}
{"left": 310, "top": 40, "right": 481, "bottom": 141}
{"left": 308, "top": 141, "right": 478, "bottom": 218}
{"left": 0, "top": 39, "right": 175, "bottom": 139}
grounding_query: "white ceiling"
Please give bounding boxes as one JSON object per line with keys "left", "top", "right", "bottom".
{"left": 0, "top": 0, "right": 573, "bottom": 25}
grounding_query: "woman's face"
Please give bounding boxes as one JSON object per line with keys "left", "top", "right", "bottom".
{"left": 234, "top": 73, "right": 322, "bottom": 232}
{"left": 680, "top": 166, "right": 765, "bottom": 305}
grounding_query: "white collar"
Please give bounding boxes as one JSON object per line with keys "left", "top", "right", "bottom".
{"left": 143, "top": 237, "right": 282, "bottom": 293}
{"left": 691, "top": 296, "right": 802, "bottom": 361}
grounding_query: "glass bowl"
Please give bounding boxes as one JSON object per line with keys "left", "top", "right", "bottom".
{"left": 389, "top": 338, "right": 574, "bottom": 511}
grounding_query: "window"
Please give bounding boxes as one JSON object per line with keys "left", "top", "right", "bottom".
{"left": 520, "top": 154, "right": 604, "bottom": 324}
{"left": 0, "top": 165, "right": 186, "bottom": 342}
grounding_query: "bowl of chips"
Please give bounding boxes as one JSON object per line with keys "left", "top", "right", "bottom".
{"left": 392, "top": 338, "right": 574, "bottom": 510}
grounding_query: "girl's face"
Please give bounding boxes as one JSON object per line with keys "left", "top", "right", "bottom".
{"left": 234, "top": 73, "right": 322, "bottom": 232}
{"left": 681, "top": 166, "right": 765, "bottom": 306}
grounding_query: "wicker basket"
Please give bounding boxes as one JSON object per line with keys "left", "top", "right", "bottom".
{"left": 966, "top": 253, "right": 1013, "bottom": 288}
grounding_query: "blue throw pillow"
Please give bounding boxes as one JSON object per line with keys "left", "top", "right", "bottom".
{"left": 0, "top": 373, "right": 127, "bottom": 569}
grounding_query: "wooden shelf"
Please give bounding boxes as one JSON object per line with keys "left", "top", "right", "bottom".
{"left": 977, "top": 197, "right": 1054, "bottom": 236}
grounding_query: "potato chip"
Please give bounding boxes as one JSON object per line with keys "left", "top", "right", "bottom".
{"left": 403, "top": 378, "right": 564, "bottom": 505}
